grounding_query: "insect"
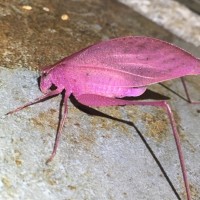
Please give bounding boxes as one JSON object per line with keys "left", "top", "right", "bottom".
{"left": 6, "top": 36, "right": 200, "bottom": 200}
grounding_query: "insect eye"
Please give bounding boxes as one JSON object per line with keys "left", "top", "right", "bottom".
{"left": 42, "top": 72, "right": 47, "bottom": 77}
{"left": 49, "top": 84, "right": 57, "bottom": 91}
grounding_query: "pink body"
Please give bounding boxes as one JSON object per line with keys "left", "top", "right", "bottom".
{"left": 7, "top": 36, "right": 200, "bottom": 200}
{"left": 40, "top": 36, "right": 200, "bottom": 101}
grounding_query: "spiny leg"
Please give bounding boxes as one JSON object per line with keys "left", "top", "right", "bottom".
{"left": 6, "top": 89, "right": 62, "bottom": 115}
{"left": 181, "top": 77, "right": 200, "bottom": 104}
{"left": 6, "top": 88, "right": 65, "bottom": 163}
{"left": 158, "top": 101, "right": 191, "bottom": 200}
{"left": 74, "top": 94, "right": 191, "bottom": 200}
{"left": 132, "top": 100, "right": 191, "bottom": 200}
{"left": 128, "top": 101, "right": 191, "bottom": 200}
{"left": 46, "top": 93, "right": 69, "bottom": 164}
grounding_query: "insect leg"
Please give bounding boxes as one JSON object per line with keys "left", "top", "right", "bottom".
{"left": 134, "top": 100, "right": 191, "bottom": 200}
{"left": 46, "top": 93, "right": 69, "bottom": 164}
{"left": 181, "top": 77, "right": 200, "bottom": 104}
{"left": 6, "top": 89, "right": 62, "bottom": 115}
{"left": 74, "top": 94, "right": 191, "bottom": 200}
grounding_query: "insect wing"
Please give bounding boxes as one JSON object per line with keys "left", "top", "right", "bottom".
{"left": 65, "top": 36, "right": 200, "bottom": 87}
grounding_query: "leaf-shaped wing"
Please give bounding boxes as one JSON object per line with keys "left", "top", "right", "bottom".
{"left": 64, "top": 36, "right": 200, "bottom": 87}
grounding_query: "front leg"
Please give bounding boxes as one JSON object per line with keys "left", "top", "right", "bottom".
{"left": 6, "top": 89, "right": 63, "bottom": 115}
{"left": 46, "top": 92, "right": 69, "bottom": 164}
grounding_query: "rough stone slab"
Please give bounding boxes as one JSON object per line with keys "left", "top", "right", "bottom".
{"left": 119, "top": 0, "right": 200, "bottom": 47}
{"left": 0, "top": 0, "right": 171, "bottom": 70}
{"left": 1, "top": 68, "right": 200, "bottom": 200}
{"left": 176, "top": 0, "right": 200, "bottom": 14}
{"left": 1, "top": 0, "right": 200, "bottom": 200}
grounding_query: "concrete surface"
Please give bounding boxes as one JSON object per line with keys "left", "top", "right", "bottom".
{"left": 0, "top": 0, "right": 171, "bottom": 71}
{"left": 0, "top": 0, "right": 200, "bottom": 200}
{"left": 1, "top": 65, "right": 200, "bottom": 200}
{"left": 176, "top": 0, "right": 200, "bottom": 14}
{"left": 119, "top": 0, "right": 200, "bottom": 47}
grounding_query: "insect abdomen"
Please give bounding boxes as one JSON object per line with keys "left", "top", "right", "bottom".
{"left": 84, "top": 83, "right": 146, "bottom": 98}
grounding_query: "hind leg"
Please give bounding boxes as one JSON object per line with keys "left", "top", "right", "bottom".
{"left": 181, "top": 77, "right": 200, "bottom": 104}
{"left": 74, "top": 93, "right": 191, "bottom": 200}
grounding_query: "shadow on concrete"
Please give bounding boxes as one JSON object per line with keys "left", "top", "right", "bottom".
{"left": 70, "top": 94, "right": 182, "bottom": 200}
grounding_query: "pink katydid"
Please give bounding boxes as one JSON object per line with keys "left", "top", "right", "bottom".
{"left": 6, "top": 36, "right": 200, "bottom": 200}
